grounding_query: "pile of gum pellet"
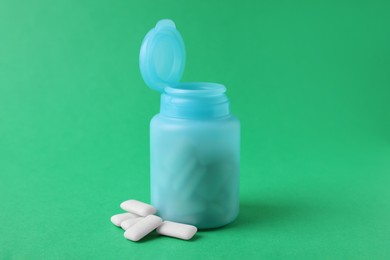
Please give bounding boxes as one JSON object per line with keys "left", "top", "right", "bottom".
{"left": 111, "top": 199, "right": 197, "bottom": 241}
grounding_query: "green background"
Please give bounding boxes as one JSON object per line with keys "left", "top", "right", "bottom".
{"left": 1, "top": 0, "right": 389, "bottom": 259}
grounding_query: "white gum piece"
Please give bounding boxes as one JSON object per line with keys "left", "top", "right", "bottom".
{"left": 110, "top": 212, "right": 139, "bottom": 227}
{"left": 156, "top": 221, "right": 197, "bottom": 240}
{"left": 124, "top": 215, "right": 162, "bottom": 242}
{"left": 120, "top": 200, "right": 157, "bottom": 217}
{"left": 121, "top": 217, "right": 143, "bottom": 230}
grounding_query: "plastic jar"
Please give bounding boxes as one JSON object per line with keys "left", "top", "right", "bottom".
{"left": 140, "top": 20, "right": 240, "bottom": 229}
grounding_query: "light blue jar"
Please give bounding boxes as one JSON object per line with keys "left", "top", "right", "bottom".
{"left": 139, "top": 20, "right": 240, "bottom": 229}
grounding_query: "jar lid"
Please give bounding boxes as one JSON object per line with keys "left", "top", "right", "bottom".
{"left": 139, "top": 19, "right": 186, "bottom": 92}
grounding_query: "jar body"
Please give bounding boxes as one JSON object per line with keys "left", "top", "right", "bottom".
{"left": 150, "top": 114, "right": 240, "bottom": 229}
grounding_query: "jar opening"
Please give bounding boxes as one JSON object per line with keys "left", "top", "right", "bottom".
{"left": 164, "top": 82, "right": 226, "bottom": 97}
{"left": 161, "top": 82, "right": 229, "bottom": 118}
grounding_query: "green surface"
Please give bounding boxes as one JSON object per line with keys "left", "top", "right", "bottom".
{"left": 1, "top": 0, "right": 390, "bottom": 259}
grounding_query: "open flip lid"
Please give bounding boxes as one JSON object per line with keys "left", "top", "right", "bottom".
{"left": 139, "top": 19, "right": 186, "bottom": 92}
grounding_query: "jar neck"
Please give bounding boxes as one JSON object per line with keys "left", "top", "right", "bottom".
{"left": 160, "top": 83, "right": 230, "bottom": 119}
